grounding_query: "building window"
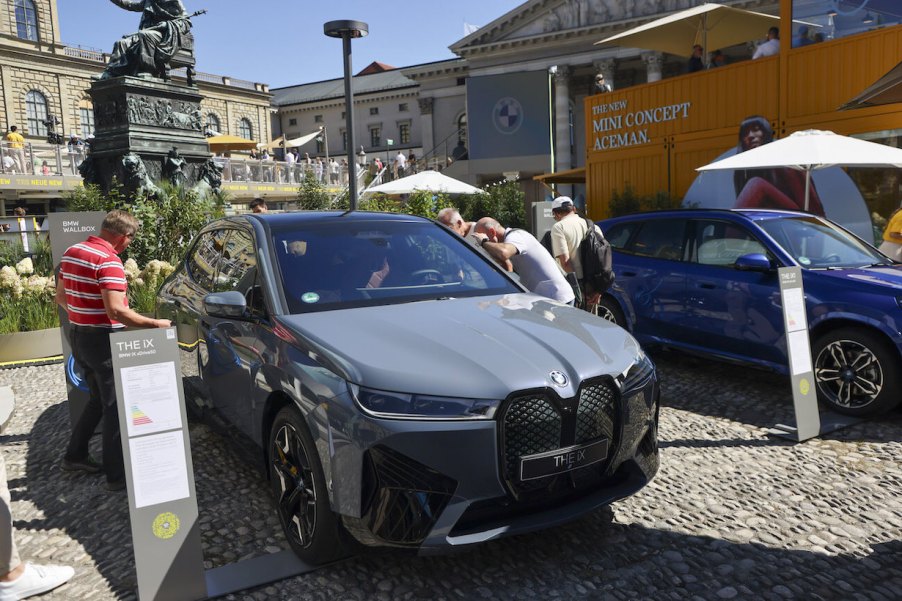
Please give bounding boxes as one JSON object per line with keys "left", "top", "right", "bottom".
{"left": 340, "top": 129, "right": 347, "bottom": 150}
{"left": 15, "top": 0, "right": 38, "bottom": 42}
{"left": 79, "top": 106, "right": 95, "bottom": 137}
{"left": 369, "top": 107, "right": 379, "bottom": 116}
{"left": 288, "top": 118, "right": 297, "bottom": 126}
{"left": 399, "top": 103, "right": 408, "bottom": 112}
{"left": 238, "top": 117, "right": 253, "bottom": 139}
{"left": 457, "top": 113, "right": 467, "bottom": 145}
{"left": 341, "top": 111, "right": 346, "bottom": 119}
{"left": 314, "top": 115, "right": 323, "bottom": 123}
{"left": 370, "top": 127, "right": 381, "bottom": 147}
{"left": 316, "top": 138, "right": 324, "bottom": 154}
{"left": 25, "top": 90, "right": 48, "bottom": 137}
{"left": 399, "top": 122, "right": 410, "bottom": 144}
{"left": 205, "top": 113, "right": 220, "bottom": 135}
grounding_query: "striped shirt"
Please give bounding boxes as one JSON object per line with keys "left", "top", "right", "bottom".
{"left": 59, "top": 235, "right": 127, "bottom": 329}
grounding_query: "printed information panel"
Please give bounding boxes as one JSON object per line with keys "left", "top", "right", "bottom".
{"left": 48, "top": 212, "right": 106, "bottom": 428}
{"left": 777, "top": 267, "right": 821, "bottom": 441}
{"left": 111, "top": 328, "right": 206, "bottom": 601}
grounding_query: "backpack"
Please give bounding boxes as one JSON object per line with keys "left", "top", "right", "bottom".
{"left": 579, "top": 217, "right": 615, "bottom": 295}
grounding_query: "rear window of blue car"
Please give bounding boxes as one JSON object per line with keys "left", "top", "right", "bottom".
{"left": 272, "top": 221, "right": 520, "bottom": 313}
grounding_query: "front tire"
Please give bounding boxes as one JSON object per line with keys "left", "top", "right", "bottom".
{"left": 595, "top": 296, "right": 627, "bottom": 327}
{"left": 269, "top": 405, "right": 346, "bottom": 564}
{"left": 812, "top": 328, "right": 901, "bottom": 417}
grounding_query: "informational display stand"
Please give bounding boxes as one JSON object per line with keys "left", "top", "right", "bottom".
{"left": 768, "top": 267, "right": 862, "bottom": 442}
{"left": 110, "top": 328, "right": 330, "bottom": 599}
{"left": 48, "top": 212, "right": 107, "bottom": 427}
{"left": 111, "top": 328, "right": 206, "bottom": 601}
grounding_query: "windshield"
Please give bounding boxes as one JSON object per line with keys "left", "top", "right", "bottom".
{"left": 273, "top": 220, "right": 520, "bottom": 313}
{"left": 758, "top": 216, "right": 889, "bottom": 269}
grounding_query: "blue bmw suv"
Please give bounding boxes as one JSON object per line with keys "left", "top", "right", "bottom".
{"left": 598, "top": 209, "right": 902, "bottom": 417}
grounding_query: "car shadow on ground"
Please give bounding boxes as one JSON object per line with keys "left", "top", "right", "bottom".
{"left": 283, "top": 499, "right": 900, "bottom": 600}
{"left": 15, "top": 398, "right": 290, "bottom": 599}
{"left": 650, "top": 349, "right": 902, "bottom": 438}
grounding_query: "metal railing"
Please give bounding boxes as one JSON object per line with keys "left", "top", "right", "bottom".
{"left": 62, "top": 45, "right": 105, "bottom": 62}
{"left": 0, "top": 141, "right": 85, "bottom": 177}
{"left": 420, "top": 127, "right": 468, "bottom": 172}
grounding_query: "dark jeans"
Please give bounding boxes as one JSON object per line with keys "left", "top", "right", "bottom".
{"left": 65, "top": 327, "right": 123, "bottom": 483}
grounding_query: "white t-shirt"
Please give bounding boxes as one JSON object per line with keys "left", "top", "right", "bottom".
{"left": 505, "top": 228, "right": 574, "bottom": 304}
{"left": 752, "top": 38, "right": 779, "bottom": 59}
{"left": 550, "top": 212, "right": 588, "bottom": 278}
{"left": 395, "top": 152, "right": 407, "bottom": 169}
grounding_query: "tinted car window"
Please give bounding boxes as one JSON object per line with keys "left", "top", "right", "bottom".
{"left": 186, "top": 229, "right": 230, "bottom": 291}
{"left": 216, "top": 229, "right": 257, "bottom": 292}
{"left": 273, "top": 221, "right": 520, "bottom": 314}
{"left": 758, "top": 216, "right": 887, "bottom": 268}
{"left": 691, "top": 220, "right": 768, "bottom": 266}
{"left": 605, "top": 222, "right": 639, "bottom": 249}
{"left": 626, "top": 219, "right": 687, "bottom": 261}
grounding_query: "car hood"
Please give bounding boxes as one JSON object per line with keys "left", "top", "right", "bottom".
{"left": 810, "top": 264, "right": 902, "bottom": 290}
{"left": 278, "top": 293, "right": 643, "bottom": 400}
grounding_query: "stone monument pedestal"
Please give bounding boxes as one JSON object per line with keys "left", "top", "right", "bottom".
{"left": 87, "top": 76, "right": 211, "bottom": 193}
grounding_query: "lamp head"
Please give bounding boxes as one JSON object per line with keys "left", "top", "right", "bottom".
{"left": 324, "top": 20, "right": 369, "bottom": 39}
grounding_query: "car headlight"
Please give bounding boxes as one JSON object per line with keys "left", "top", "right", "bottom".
{"left": 621, "top": 350, "right": 655, "bottom": 392}
{"left": 352, "top": 385, "right": 500, "bottom": 420}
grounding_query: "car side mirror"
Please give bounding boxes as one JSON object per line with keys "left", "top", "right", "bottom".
{"left": 734, "top": 253, "right": 773, "bottom": 272}
{"left": 203, "top": 291, "right": 247, "bottom": 319}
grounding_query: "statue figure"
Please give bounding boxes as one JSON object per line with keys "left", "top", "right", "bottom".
{"left": 122, "top": 152, "right": 162, "bottom": 198}
{"left": 100, "top": 0, "right": 198, "bottom": 81}
{"left": 161, "top": 146, "right": 187, "bottom": 186}
{"left": 78, "top": 154, "right": 98, "bottom": 187}
{"left": 194, "top": 158, "right": 223, "bottom": 195}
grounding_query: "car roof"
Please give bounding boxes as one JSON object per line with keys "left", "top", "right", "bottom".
{"left": 249, "top": 210, "right": 432, "bottom": 226}
{"left": 599, "top": 208, "right": 816, "bottom": 225}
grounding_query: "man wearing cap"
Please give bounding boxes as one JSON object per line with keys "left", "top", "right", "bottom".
{"left": 550, "top": 196, "right": 601, "bottom": 305}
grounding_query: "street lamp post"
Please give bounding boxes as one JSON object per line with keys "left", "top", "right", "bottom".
{"left": 324, "top": 19, "right": 369, "bottom": 211}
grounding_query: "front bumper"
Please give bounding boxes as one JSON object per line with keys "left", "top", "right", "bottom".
{"left": 330, "top": 372, "right": 660, "bottom": 553}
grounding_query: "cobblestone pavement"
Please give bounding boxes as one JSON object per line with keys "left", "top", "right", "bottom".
{"left": 1, "top": 351, "right": 900, "bottom": 601}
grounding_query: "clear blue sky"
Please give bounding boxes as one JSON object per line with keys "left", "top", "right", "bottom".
{"left": 57, "top": 1, "right": 524, "bottom": 88}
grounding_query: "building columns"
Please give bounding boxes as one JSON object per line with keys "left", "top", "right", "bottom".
{"left": 418, "top": 96, "right": 434, "bottom": 160}
{"left": 642, "top": 52, "right": 664, "bottom": 83}
{"left": 553, "top": 65, "right": 571, "bottom": 173}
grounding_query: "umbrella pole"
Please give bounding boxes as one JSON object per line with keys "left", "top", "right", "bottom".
{"left": 804, "top": 170, "right": 811, "bottom": 212}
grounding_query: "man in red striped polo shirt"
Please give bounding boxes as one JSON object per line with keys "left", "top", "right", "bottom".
{"left": 55, "top": 209, "right": 171, "bottom": 491}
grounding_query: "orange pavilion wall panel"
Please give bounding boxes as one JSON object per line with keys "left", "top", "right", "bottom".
{"left": 585, "top": 143, "right": 668, "bottom": 221}
{"left": 670, "top": 129, "right": 739, "bottom": 202}
{"left": 786, "top": 27, "right": 902, "bottom": 126}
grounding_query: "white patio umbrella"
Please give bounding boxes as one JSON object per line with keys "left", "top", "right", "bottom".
{"left": 365, "top": 170, "right": 483, "bottom": 195}
{"left": 594, "top": 3, "right": 782, "bottom": 58}
{"left": 696, "top": 129, "right": 902, "bottom": 210}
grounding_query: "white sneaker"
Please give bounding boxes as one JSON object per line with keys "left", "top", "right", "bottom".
{"left": 0, "top": 563, "right": 75, "bottom": 600}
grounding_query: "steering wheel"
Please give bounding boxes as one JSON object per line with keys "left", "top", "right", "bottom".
{"left": 409, "top": 269, "right": 443, "bottom": 285}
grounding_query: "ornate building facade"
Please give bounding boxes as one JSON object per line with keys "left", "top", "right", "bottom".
{"left": 0, "top": 0, "right": 272, "bottom": 213}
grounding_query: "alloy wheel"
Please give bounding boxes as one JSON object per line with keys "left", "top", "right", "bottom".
{"left": 271, "top": 423, "right": 317, "bottom": 549}
{"left": 814, "top": 338, "right": 883, "bottom": 409}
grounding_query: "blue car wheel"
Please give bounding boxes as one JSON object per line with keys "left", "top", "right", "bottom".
{"left": 813, "top": 328, "right": 901, "bottom": 417}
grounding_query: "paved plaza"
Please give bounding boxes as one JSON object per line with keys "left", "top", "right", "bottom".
{"left": 0, "top": 351, "right": 900, "bottom": 601}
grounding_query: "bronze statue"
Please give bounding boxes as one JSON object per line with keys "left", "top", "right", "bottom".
{"left": 161, "top": 146, "right": 188, "bottom": 186}
{"left": 122, "top": 152, "right": 162, "bottom": 198}
{"left": 194, "top": 157, "right": 223, "bottom": 195}
{"left": 101, "top": 1, "right": 204, "bottom": 82}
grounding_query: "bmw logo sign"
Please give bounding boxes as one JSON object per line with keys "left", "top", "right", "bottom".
{"left": 549, "top": 371, "right": 568, "bottom": 387}
{"left": 492, "top": 97, "right": 524, "bottom": 135}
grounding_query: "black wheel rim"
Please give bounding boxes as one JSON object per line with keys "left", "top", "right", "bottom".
{"left": 271, "top": 423, "right": 317, "bottom": 549}
{"left": 595, "top": 304, "right": 616, "bottom": 323}
{"left": 815, "top": 339, "right": 883, "bottom": 409}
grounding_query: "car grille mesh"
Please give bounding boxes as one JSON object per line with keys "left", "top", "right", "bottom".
{"left": 576, "top": 383, "right": 617, "bottom": 444}
{"left": 500, "top": 381, "right": 618, "bottom": 497}
{"left": 501, "top": 395, "right": 561, "bottom": 488}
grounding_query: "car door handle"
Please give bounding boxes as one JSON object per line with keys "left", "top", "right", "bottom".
{"left": 697, "top": 282, "right": 717, "bottom": 289}
{"left": 621, "top": 271, "right": 637, "bottom": 277}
